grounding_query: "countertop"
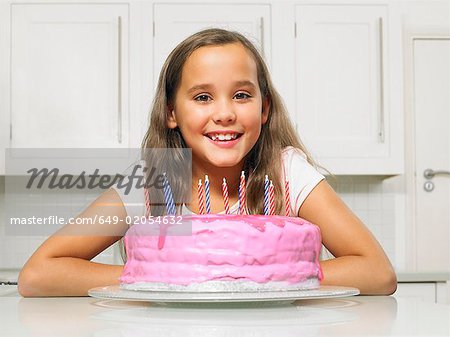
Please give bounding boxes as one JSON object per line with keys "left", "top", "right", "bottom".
{"left": 396, "top": 272, "right": 450, "bottom": 283}
{"left": 1, "top": 286, "right": 450, "bottom": 337}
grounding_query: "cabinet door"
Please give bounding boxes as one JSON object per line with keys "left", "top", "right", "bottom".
{"left": 394, "top": 283, "right": 436, "bottom": 303}
{"left": 11, "top": 4, "right": 129, "bottom": 148}
{"left": 295, "top": 5, "right": 399, "bottom": 174}
{"left": 153, "top": 4, "right": 270, "bottom": 90}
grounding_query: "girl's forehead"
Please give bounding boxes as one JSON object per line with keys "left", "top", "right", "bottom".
{"left": 180, "top": 43, "right": 258, "bottom": 86}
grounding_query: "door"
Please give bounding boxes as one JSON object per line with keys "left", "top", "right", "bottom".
{"left": 153, "top": 4, "right": 270, "bottom": 91}
{"left": 413, "top": 37, "right": 450, "bottom": 272}
{"left": 295, "top": 5, "right": 402, "bottom": 174}
{"left": 11, "top": 4, "right": 129, "bottom": 148}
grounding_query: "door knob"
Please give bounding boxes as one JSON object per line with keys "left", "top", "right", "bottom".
{"left": 423, "top": 169, "right": 450, "bottom": 179}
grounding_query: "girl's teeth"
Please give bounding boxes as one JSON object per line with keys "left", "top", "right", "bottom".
{"left": 209, "top": 134, "right": 238, "bottom": 141}
{"left": 218, "top": 134, "right": 233, "bottom": 141}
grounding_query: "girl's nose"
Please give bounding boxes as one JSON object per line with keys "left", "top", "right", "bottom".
{"left": 212, "top": 100, "right": 236, "bottom": 124}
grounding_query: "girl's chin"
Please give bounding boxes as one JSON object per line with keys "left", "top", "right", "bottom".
{"left": 205, "top": 155, "right": 245, "bottom": 169}
{"left": 209, "top": 160, "right": 242, "bottom": 168}
{"left": 192, "top": 147, "right": 247, "bottom": 169}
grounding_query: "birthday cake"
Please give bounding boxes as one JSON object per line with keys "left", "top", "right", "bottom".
{"left": 119, "top": 214, "right": 323, "bottom": 292}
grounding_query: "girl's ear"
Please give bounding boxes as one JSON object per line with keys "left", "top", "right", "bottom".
{"left": 261, "top": 96, "right": 270, "bottom": 124}
{"left": 167, "top": 107, "right": 178, "bottom": 129}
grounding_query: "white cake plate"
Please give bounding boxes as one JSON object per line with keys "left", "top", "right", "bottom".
{"left": 88, "top": 285, "right": 359, "bottom": 304}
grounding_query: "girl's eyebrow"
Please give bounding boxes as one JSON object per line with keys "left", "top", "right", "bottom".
{"left": 186, "top": 80, "right": 256, "bottom": 94}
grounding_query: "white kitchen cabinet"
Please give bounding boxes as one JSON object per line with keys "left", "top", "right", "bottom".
{"left": 394, "top": 283, "right": 436, "bottom": 302}
{"left": 152, "top": 3, "right": 270, "bottom": 92}
{"left": 394, "top": 282, "right": 449, "bottom": 304}
{"left": 10, "top": 3, "right": 129, "bottom": 148}
{"left": 295, "top": 5, "right": 403, "bottom": 174}
{"left": 3, "top": 2, "right": 406, "bottom": 175}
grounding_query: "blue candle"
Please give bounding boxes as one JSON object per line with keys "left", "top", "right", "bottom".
{"left": 264, "top": 175, "right": 269, "bottom": 215}
{"left": 163, "top": 172, "right": 176, "bottom": 215}
{"left": 205, "top": 174, "right": 211, "bottom": 214}
{"left": 238, "top": 180, "right": 241, "bottom": 214}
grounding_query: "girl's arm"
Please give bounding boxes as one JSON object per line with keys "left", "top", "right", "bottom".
{"left": 18, "top": 188, "right": 128, "bottom": 297}
{"left": 299, "top": 180, "right": 397, "bottom": 295}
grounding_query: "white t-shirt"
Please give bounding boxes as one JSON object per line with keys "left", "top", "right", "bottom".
{"left": 112, "top": 146, "right": 324, "bottom": 219}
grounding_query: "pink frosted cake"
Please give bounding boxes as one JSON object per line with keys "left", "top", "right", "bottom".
{"left": 119, "top": 214, "right": 323, "bottom": 292}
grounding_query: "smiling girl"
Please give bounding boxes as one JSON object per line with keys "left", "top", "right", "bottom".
{"left": 18, "top": 28, "right": 397, "bottom": 296}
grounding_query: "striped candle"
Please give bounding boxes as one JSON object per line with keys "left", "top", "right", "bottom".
{"left": 163, "top": 173, "right": 176, "bottom": 215}
{"left": 269, "top": 180, "right": 275, "bottom": 216}
{"left": 264, "top": 175, "right": 269, "bottom": 215}
{"left": 238, "top": 180, "right": 241, "bottom": 214}
{"left": 284, "top": 179, "right": 290, "bottom": 216}
{"left": 144, "top": 186, "right": 151, "bottom": 218}
{"left": 239, "top": 171, "right": 246, "bottom": 215}
{"left": 222, "top": 178, "right": 230, "bottom": 214}
{"left": 204, "top": 174, "right": 211, "bottom": 214}
{"left": 197, "top": 179, "right": 205, "bottom": 215}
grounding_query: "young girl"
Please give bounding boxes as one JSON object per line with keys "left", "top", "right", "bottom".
{"left": 18, "top": 28, "right": 397, "bottom": 297}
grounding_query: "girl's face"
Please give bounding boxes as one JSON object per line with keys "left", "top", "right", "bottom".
{"left": 168, "top": 43, "right": 269, "bottom": 171}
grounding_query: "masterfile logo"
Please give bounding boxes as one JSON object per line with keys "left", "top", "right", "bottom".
{"left": 4, "top": 148, "right": 192, "bottom": 236}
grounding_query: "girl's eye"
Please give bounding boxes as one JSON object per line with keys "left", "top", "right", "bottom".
{"left": 234, "top": 92, "right": 251, "bottom": 100}
{"left": 194, "top": 93, "right": 251, "bottom": 101}
{"left": 194, "top": 94, "right": 211, "bottom": 102}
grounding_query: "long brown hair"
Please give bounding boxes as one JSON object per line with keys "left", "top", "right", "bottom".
{"left": 142, "top": 28, "right": 318, "bottom": 215}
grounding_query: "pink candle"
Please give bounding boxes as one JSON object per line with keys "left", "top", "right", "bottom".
{"left": 144, "top": 187, "right": 151, "bottom": 218}
{"left": 198, "top": 179, "right": 205, "bottom": 215}
{"left": 269, "top": 180, "right": 275, "bottom": 216}
{"left": 222, "top": 178, "right": 230, "bottom": 214}
{"left": 239, "top": 171, "right": 247, "bottom": 215}
{"left": 285, "top": 179, "right": 290, "bottom": 216}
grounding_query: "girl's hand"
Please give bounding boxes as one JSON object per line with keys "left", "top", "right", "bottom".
{"left": 18, "top": 188, "right": 128, "bottom": 297}
{"left": 299, "top": 180, "right": 397, "bottom": 295}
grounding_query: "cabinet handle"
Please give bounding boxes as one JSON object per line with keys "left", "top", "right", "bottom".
{"left": 378, "top": 17, "right": 385, "bottom": 143}
{"left": 117, "top": 16, "right": 122, "bottom": 144}
{"left": 260, "top": 17, "right": 265, "bottom": 58}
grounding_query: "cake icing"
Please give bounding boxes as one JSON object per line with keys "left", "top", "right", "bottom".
{"left": 120, "top": 214, "right": 323, "bottom": 292}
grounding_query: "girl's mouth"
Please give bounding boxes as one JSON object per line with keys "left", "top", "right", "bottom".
{"left": 204, "top": 132, "right": 243, "bottom": 141}
{"left": 204, "top": 132, "right": 243, "bottom": 148}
